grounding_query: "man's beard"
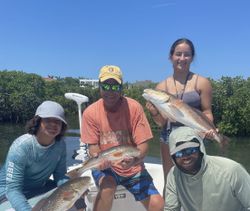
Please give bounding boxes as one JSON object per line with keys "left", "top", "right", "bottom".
{"left": 174, "top": 153, "right": 203, "bottom": 175}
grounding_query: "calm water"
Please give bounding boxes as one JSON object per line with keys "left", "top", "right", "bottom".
{"left": 0, "top": 123, "right": 83, "bottom": 167}
{"left": 0, "top": 123, "right": 250, "bottom": 173}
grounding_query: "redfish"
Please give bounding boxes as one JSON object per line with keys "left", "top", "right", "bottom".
{"left": 32, "top": 176, "right": 91, "bottom": 211}
{"left": 66, "top": 145, "right": 140, "bottom": 178}
{"left": 143, "top": 89, "right": 228, "bottom": 148}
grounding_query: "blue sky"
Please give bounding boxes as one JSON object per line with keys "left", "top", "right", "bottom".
{"left": 0, "top": 0, "right": 249, "bottom": 83}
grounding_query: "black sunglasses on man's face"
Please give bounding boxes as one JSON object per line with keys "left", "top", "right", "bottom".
{"left": 174, "top": 147, "right": 200, "bottom": 158}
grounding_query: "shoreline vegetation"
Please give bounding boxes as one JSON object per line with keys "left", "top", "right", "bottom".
{"left": 1, "top": 70, "right": 250, "bottom": 138}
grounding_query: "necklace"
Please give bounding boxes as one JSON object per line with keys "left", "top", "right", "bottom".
{"left": 173, "top": 72, "right": 190, "bottom": 100}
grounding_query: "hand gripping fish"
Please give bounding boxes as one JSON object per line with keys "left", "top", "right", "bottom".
{"left": 32, "top": 176, "right": 91, "bottom": 211}
{"left": 67, "top": 145, "right": 140, "bottom": 178}
{"left": 143, "top": 89, "right": 229, "bottom": 148}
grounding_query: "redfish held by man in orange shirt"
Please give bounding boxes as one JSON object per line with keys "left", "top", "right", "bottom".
{"left": 67, "top": 145, "right": 140, "bottom": 178}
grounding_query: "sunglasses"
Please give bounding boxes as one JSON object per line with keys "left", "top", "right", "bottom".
{"left": 174, "top": 147, "right": 199, "bottom": 158}
{"left": 100, "top": 83, "right": 122, "bottom": 92}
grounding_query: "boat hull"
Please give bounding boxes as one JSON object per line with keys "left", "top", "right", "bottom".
{"left": 1, "top": 163, "right": 163, "bottom": 211}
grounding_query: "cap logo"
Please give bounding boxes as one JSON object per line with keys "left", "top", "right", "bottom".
{"left": 108, "top": 67, "right": 114, "bottom": 73}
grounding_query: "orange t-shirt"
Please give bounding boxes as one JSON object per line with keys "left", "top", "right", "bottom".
{"left": 81, "top": 97, "right": 153, "bottom": 177}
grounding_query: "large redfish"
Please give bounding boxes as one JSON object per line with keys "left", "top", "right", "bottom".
{"left": 32, "top": 176, "right": 91, "bottom": 211}
{"left": 66, "top": 145, "right": 140, "bottom": 178}
{"left": 143, "top": 88, "right": 228, "bottom": 147}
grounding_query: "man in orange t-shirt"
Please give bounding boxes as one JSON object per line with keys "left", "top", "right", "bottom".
{"left": 81, "top": 65, "right": 164, "bottom": 211}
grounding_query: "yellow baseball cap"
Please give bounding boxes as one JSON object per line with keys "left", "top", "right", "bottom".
{"left": 98, "top": 65, "right": 123, "bottom": 84}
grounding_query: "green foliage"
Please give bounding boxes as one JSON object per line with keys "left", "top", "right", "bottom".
{"left": 0, "top": 71, "right": 45, "bottom": 122}
{"left": 211, "top": 76, "right": 250, "bottom": 136}
{"left": 1, "top": 70, "right": 250, "bottom": 137}
{"left": 123, "top": 83, "right": 159, "bottom": 131}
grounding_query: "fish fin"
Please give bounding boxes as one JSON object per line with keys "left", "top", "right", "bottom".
{"left": 217, "top": 134, "right": 230, "bottom": 155}
{"left": 167, "top": 116, "right": 177, "bottom": 122}
{"left": 157, "top": 109, "right": 176, "bottom": 122}
{"left": 200, "top": 130, "right": 230, "bottom": 156}
{"left": 166, "top": 104, "right": 184, "bottom": 121}
{"left": 66, "top": 163, "right": 85, "bottom": 178}
{"left": 66, "top": 158, "right": 92, "bottom": 178}
{"left": 66, "top": 170, "right": 78, "bottom": 179}
{"left": 32, "top": 198, "right": 48, "bottom": 211}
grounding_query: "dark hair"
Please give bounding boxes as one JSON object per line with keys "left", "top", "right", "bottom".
{"left": 25, "top": 116, "right": 67, "bottom": 141}
{"left": 169, "top": 38, "right": 195, "bottom": 59}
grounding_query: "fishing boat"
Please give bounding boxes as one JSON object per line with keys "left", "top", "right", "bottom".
{"left": 1, "top": 163, "right": 163, "bottom": 211}
{"left": 1, "top": 93, "right": 164, "bottom": 211}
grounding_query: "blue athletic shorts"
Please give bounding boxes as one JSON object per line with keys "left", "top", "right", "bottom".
{"left": 92, "top": 168, "right": 159, "bottom": 201}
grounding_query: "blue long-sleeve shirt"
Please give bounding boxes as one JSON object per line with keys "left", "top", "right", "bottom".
{"left": 0, "top": 134, "right": 69, "bottom": 211}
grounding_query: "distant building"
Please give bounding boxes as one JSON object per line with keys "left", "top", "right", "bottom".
{"left": 43, "top": 75, "right": 57, "bottom": 81}
{"left": 79, "top": 79, "right": 99, "bottom": 88}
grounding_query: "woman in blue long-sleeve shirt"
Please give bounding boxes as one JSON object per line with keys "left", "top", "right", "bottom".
{"left": 0, "top": 101, "right": 69, "bottom": 211}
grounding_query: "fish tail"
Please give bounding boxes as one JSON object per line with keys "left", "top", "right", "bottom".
{"left": 216, "top": 134, "right": 230, "bottom": 155}
{"left": 214, "top": 134, "right": 222, "bottom": 144}
{"left": 66, "top": 170, "right": 77, "bottom": 179}
{"left": 66, "top": 167, "right": 86, "bottom": 179}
